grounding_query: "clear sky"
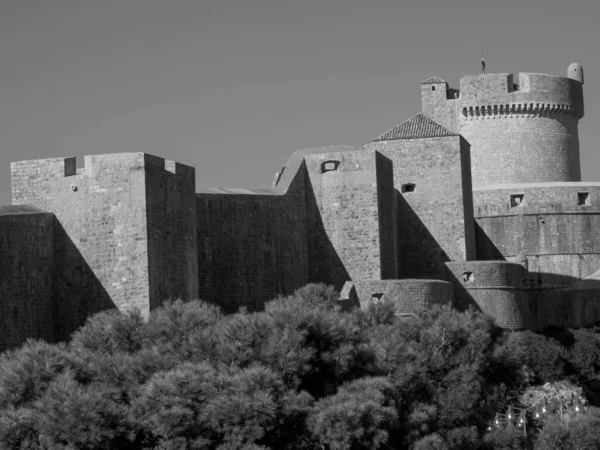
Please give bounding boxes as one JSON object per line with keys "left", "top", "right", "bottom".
{"left": 1, "top": 0, "right": 599, "bottom": 205}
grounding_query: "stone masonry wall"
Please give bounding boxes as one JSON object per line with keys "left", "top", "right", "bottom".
{"left": 353, "top": 279, "right": 452, "bottom": 312}
{"left": 460, "top": 113, "right": 580, "bottom": 187}
{"left": 11, "top": 154, "right": 150, "bottom": 339}
{"left": 446, "top": 261, "right": 533, "bottom": 330}
{"left": 144, "top": 155, "right": 198, "bottom": 310}
{"left": 366, "top": 136, "right": 475, "bottom": 279}
{"left": 474, "top": 183, "right": 600, "bottom": 284}
{"left": 528, "top": 288, "right": 600, "bottom": 330}
{"left": 195, "top": 161, "right": 309, "bottom": 313}
{"left": 304, "top": 149, "right": 394, "bottom": 284}
{"left": 0, "top": 206, "right": 55, "bottom": 350}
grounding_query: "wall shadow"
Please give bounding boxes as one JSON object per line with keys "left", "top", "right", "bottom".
{"left": 305, "top": 174, "right": 350, "bottom": 291}
{"left": 53, "top": 219, "right": 116, "bottom": 342}
{"left": 474, "top": 221, "right": 506, "bottom": 260}
{"left": 396, "top": 191, "right": 450, "bottom": 280}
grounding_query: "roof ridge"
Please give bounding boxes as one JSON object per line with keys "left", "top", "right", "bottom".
{"left": 371, "top": 112, "right": 457, "bottom": 142}
{"left": 421, "top": 76, "right": 447, "bottom": 84}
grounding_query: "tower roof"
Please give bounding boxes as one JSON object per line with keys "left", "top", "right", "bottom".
{"left": 421, "top": 76, "right": 447, "bottom": 84}
{"left": 371, "top": 113, "right": 457, "bottom": 141}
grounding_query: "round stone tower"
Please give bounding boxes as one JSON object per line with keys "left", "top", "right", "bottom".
{"left": 421, "top": 65, "right": 585, "bottom": 187}
{"left": 458, "top": 66, "right": 585, "bottom": 187}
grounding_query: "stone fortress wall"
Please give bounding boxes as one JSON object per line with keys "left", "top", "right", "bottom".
{"left": 1, "top": 61, "right": 599, "bottom": 351}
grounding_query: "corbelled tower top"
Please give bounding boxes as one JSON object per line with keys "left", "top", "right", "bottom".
{"left": 420, "top": 64, "right": 585, "bottom": 187}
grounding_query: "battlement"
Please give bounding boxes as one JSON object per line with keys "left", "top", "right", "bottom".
{"left": 11, "top": 153, "right": 195, "bottom": 196}
{"left": 458, "top": 72, "right": 584, "bottom": 118}
{"left": 462, "top": 103, "right": 581, "bottom": 119}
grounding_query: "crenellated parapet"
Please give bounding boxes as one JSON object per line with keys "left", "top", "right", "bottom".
{"left": 451, "top": 66, "right": 584, "bottom": 187}
{"left": 457, "top": 72, "right": 584, "bottom": 118}
{"left": 462, "top": 102, "right": 581, "bottom": 120}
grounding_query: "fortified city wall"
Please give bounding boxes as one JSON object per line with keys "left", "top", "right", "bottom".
{"left": 1, "top": 61, "right": 598, "bottom": 351}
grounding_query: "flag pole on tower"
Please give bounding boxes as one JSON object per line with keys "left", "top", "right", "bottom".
{"left": 482, "top": 53, "right": 486, "bottom": 74}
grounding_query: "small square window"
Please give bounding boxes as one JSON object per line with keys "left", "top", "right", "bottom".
{"left": 578, "top": 192, "right": 590, "bottom": 206}
{"left": 431, "top": 86, "right": 436, "bottom": 91}
{"left": 321, "top": 160, "right": 340, "bottom": 173}
{"left": 401, "top": 183, "right": 416, "bottom": 193}
{"left": 510, "top": 194, "right": 524, "bottom": 207}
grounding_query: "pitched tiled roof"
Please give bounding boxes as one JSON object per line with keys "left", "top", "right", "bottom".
{"left": 421, "top": 76, "right": 446, "bottom": 84}
{"left": 371, "top": 113, "right": 457, "bottom": 141}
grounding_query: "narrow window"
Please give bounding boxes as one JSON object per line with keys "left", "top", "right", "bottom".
{"left": 578, "top": 192, "right": 590, "bottom": 206}
{"left": 401, "top": 183, "right": 416, "bottom": 193}
{"left": 510, "top": 194, "right": 524, "bottom": 207}
{"left": 431, "top": 86, "right": 436, "bottom": 91}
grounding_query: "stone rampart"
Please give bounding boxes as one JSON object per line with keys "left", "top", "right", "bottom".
{"left": 304, "top": 149, "right": 397, "bottom": 283}
{"left": 145, "top": 156, "right": 198, "bottom": 309}
{"left": 366, "top": 135, "right": 475, "bottom": 279}
{"left": 196, "top": 158, "right": 309, "bottom": 313}
{"left": 446, "top": 261, "right": 533, "bottom": 330}
{"left": 474, "top": 183, "right": 600, "bottom": 284}
{"left": 10, "top": 153, "right": 198, "bottom": 338}
{"left": 352, "top": 279, "right": 453, "bottom": 313}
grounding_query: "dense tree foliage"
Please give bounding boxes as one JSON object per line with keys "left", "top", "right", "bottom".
{"left": 2, "top": 284, "right": 600, "bottom": 449}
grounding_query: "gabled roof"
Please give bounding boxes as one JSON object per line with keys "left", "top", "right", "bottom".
{"left": 0, "top": 204, "right": 51, "bottom": 216}
{"left": 371, "top": 113, "right": 457, "bottom": 142}
{"left": 421, "top": 76, "right": 447, "bottom": 84}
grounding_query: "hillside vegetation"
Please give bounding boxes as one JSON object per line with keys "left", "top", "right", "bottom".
{"left": 2, "top": 284, "right": 600, "bottom": 449}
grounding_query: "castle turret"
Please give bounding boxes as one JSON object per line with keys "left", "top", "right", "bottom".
{"left": 568, "top": 62, "right": 584, "bottom": 84}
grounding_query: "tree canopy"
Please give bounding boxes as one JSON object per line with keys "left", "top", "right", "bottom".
{"left": 2, "top": 283, "right": 600, "bottom": 449}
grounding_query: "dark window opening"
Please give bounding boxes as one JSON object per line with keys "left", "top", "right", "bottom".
{"left": 510, "top": 194, "right": 524, "bottom": 207}
{"left": 401, "top": 183, "right": 416, "bottom": 193}
{"left": 372, "top": 293, "right": 384, "bottom": 302}
{"left": 431, "top": 86, "right": 436, "bottom": 91}
{"left": 321, "top": 160, "right": 340, "bottom": 173}
{"left": 578, "top": 192, "right": 590, "bottom": 206}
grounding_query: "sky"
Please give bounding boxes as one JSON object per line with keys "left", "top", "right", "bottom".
{"left": 1, "top": 0, "right": 600, "bottom": 205}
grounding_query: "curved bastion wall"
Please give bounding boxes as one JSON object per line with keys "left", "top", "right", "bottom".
{"left": 474, "top": 183, "right": 600, "bottom": 286}
{"left": 446, "top": 261, "right": 533, "bottom": 330}
{"left": 350, "top": 279, "right": 453, "bottom": 313}
{"left": 458, "top": 72, "right": 584, "bottom": 187}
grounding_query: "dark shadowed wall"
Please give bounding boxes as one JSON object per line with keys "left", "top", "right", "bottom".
{"left": 195, "top": 161, "right": 309, "bottom": 313}
{"left": 0, "top": 206, "right": 55, "bottom": 350}
{"left": 145, "top": 155, "right": 198, "bottom": 310}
